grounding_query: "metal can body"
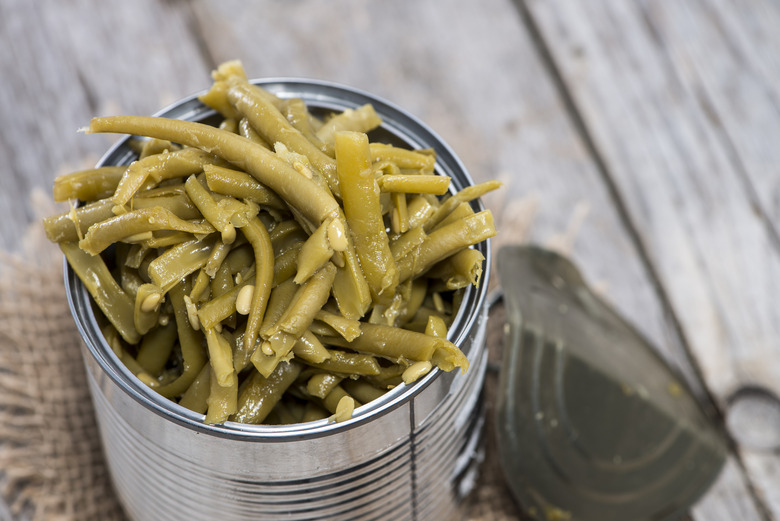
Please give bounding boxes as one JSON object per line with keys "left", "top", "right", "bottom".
{"left": 67, "top": 79, "right": 491, "bottom": 521}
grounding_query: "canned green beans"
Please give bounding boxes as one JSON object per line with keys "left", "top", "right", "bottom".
{"left": 64, "top": 74, "right": 492, "bottom": 521}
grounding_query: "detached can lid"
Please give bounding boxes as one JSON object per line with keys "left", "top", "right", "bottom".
{"left": 494, "top": 245, "right": 726, "bottom": 521}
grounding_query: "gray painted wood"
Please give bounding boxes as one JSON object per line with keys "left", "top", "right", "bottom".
{"left": 524, "top": 0, "right": 780, "bottom": 518}
{"left": 1, "top": 0, "right": 776, "bottom": 519}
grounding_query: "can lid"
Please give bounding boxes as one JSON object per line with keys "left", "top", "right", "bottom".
{"left": 494, "top": 245, "right": 726, "bottom": 521}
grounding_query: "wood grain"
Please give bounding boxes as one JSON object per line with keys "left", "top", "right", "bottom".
{"left": 523, "top": 0, "right": 779, "bottom": 518}
{"left": 2, "top": 0, "right": 211, "bottom": 252}
{"left": 1, "top": 0, "right": 776, "bottom": 519}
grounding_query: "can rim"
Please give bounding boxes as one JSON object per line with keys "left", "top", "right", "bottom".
{"left": 65, "top": 77, "right": 492, "bottom": 440}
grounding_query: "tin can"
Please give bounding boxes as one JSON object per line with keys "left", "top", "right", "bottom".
{"left": 66, "top": 79, "right": 491, "bottom": 521}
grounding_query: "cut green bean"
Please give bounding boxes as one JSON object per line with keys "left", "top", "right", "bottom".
{"left": 78, "top": 206, "right": 215, "bottom": 255}
{"left": 88, "top": 116, "right": 341, "bottom": 226}
{"left": 203, "top": 164, "right": 286, "bottom": 210}
{"left": 369, "top": 143, "right": 436, "bottom": 170}
{"left": 304, "top": 349, "right": 381, "bottom": 376}
{"left": 316, "top": 104, "right": 382, "bottom": 145}
{"left": 147, "top": 235, "right": 217, "bottom": 293}
{"left": 60, "top": 241, "right": 139, "bottom": 344}
{"left": 178, "top": 363, "right": 211, "bottom": 414}
{"left": 232, "top": 360, "right": 302, "bottom": 424}
{"left": 335, "top": 131, "right": 398, "bottom": 304}
{"left": 226, "top": 79, "right": 340, "bottom": 196}
{"left": 378, "top": 175, "right": 451, "bottom": 195}
{"left": 53, "top": 166, "right": 126, "bottom": 202}
{"left": 397, "top": 210, "right": 496, "bottom": 283}
{"left": 155, "top": 280, "right": 207, "bottom": 398}
{"left": 135, "top": 321, "right": 178, "bottom": 375}
{"left": 423, "top": 180, "right": 502, "bottom": 232}
{"left": 112, "top": 148, "right": 222, "bottom": 207}
{"left": 205, "top": 364, "right": 238, "bottom": 425}
{"left": 239, "top": 216, "right": 275, "bottom": 351}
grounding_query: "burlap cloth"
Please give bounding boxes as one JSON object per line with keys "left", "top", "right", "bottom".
{"left": 0, "top": 191, "right": 549, "bottom": 521}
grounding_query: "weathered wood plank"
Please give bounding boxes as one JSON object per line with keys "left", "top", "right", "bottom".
{"left": 523, "top": 0, "right": 779, "bottom": 518}
{"left": 1, "top": 0, "right": 211, "bottom": 252}
{"left": 191, "top": 1, "right": 769, "bottom": 519}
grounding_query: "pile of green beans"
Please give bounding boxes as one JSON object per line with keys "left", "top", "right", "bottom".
{"left": 44, "top": 60, "right": 499, "bottom": 426}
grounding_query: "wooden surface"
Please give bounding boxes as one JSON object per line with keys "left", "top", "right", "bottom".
{"left": 3, "top": 0, "right": 779, "bottom": 519}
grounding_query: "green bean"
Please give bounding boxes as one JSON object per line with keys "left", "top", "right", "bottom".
{"left": 239, "top": 216, "right": 275, "bottom": 351}
{"left": 304, "top": 349, "right": 381, "bottom": 376}
{"left": 269, "top": 219, "right": 306, "bottom": 254}
{"left": 369, "top": 143, "right": 436, "bottom": 170}
{"left": 60, "top": 241, "right": 139, "bottom": 344}
{"left": 273, "top": 242, "right": 302, "bottom": 286}
{"left": 226, "top": 80, "right": 340, "bottom": 197}
{"left": 210, "top": 256, "right": 237, "bottom": 302}
{"left": 140, "top": 231, "right": 192, "bottom": 249}
{"left": 425, "top": 314, "right": 448, "bottom": 338}
{"left": 406, "top": 195, "right": 436, "bottom": 230}
{"left": 88, "top": 116, "right": 341, "bottom": 227}
{"left": 238, "top": 117, "right": 272, "bottom": 148}
{"left": 219, "top": 118, "right": 239, "bottom": 134}
{"left": 378, "top": 174, "right": 451, "bottom": 195}
{"left": 135, "top": 321, "right": 178, "bottom": 375}
{"left": 306, "top": 373, "right": 343, "bottom": 399}
{"left": 139, "top": 138, "right": 177, "bottom": 159}
{"left": 53, "top": 166, "right": 126, "bottom": 202}
{"left": 302, "top": 402, "right": 330, "bottom": 422}
{"left": 315, "top": 104, "right": 382, "bottom": 146}
{"left": 325, "top": 322, "right": 467, "bottom": 372}
{"left": 155, "top": 280, "right": 207, "bottom": 398}
{"left": 291, "top": 330, "right": 331, "bottom": 364}
{"left": 184, "top": 174, "right": 237, "bottom": 244}
{"left": 251, "top": 330, "right": 297, "bottom": 378}
{"left": 204, "top": 239, "right": 232, "bottom": 278}
{"left": 341, "top": 379, "right": 388, "bottom": 404}
{"left": 223, "top": 242, "right": 254, "bottom": 274}
{"left": 434, "top": 201, "right": 474, "bottom": 230}
{"left": 78, "top": 206, "right": 215, "bottom": 255}
{"left": 232, "top": 360, "right": 302, "bottom": 424}
{"left": 203, "top": 164, "right": 286, "bottom": 210}
{"left": 282, "top": 97, "right": 330, "bottom": 155}
{"left": 147, "top": 235, "right": 217, "bottom": 293}
{"left": 205, "top": 364, "right": 238, "bottom": 425}
{"left": 429, "top": 248, "right": 485, "bottom": 290}
{"left": 397, "top": 210, "right": 496, "bottom": 283}
{"left": 43, "top": 198, "right": 115, "bottom": 243}
{"left": 268, "top": 262, "right": 336, "bottom": 338}
{"left": 259, "top": 278, "right": 298, "bottom": 336}
{"left": 331, "top": 210, "right": 372, "bottom": 319}
{"left": 423, "top": 180, "right": 501, "bottom": 232}
{"left": 198, "top": 274, "right": 254, "bottom": 330}
{"left": 204, "top": 327, "right": 237, "bottom": 387}
{"left": 389, "top": 192, "right": 409, "bottom": 234}
{"left": 133, "top": 283, "right": 163, "bottom": 335}
{"left": 396, "top": 278, "right": 428, "bottom": 326}
{"left": 389, "top": 226, "right": 427, "bottom": 263}
{"left": 119, "top": 261, "right": 145, "bottom": 299}
{"left": 295, "top": 219, "right": 334, "bottom": 284}
{"left": 313, "top": 310, "right": 361, "bottom": 342}
{"left": 123, "top": 243, "right": 149, "bottom": 270}
{"left": 335, "top": 131, "right": 398, "bottom": 304}
{"left": 112, "top": 148, "right": 222, "bottom": 207}
{"left": 178, "top": 362, "right": 211, "bottom": 414}
{"left": 322, "top": 385, "right": 360, "bottom": 415}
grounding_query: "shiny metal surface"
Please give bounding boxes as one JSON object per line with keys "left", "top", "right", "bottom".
{"left": 66, "top": 79, "right": 491, "bottom": 521}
